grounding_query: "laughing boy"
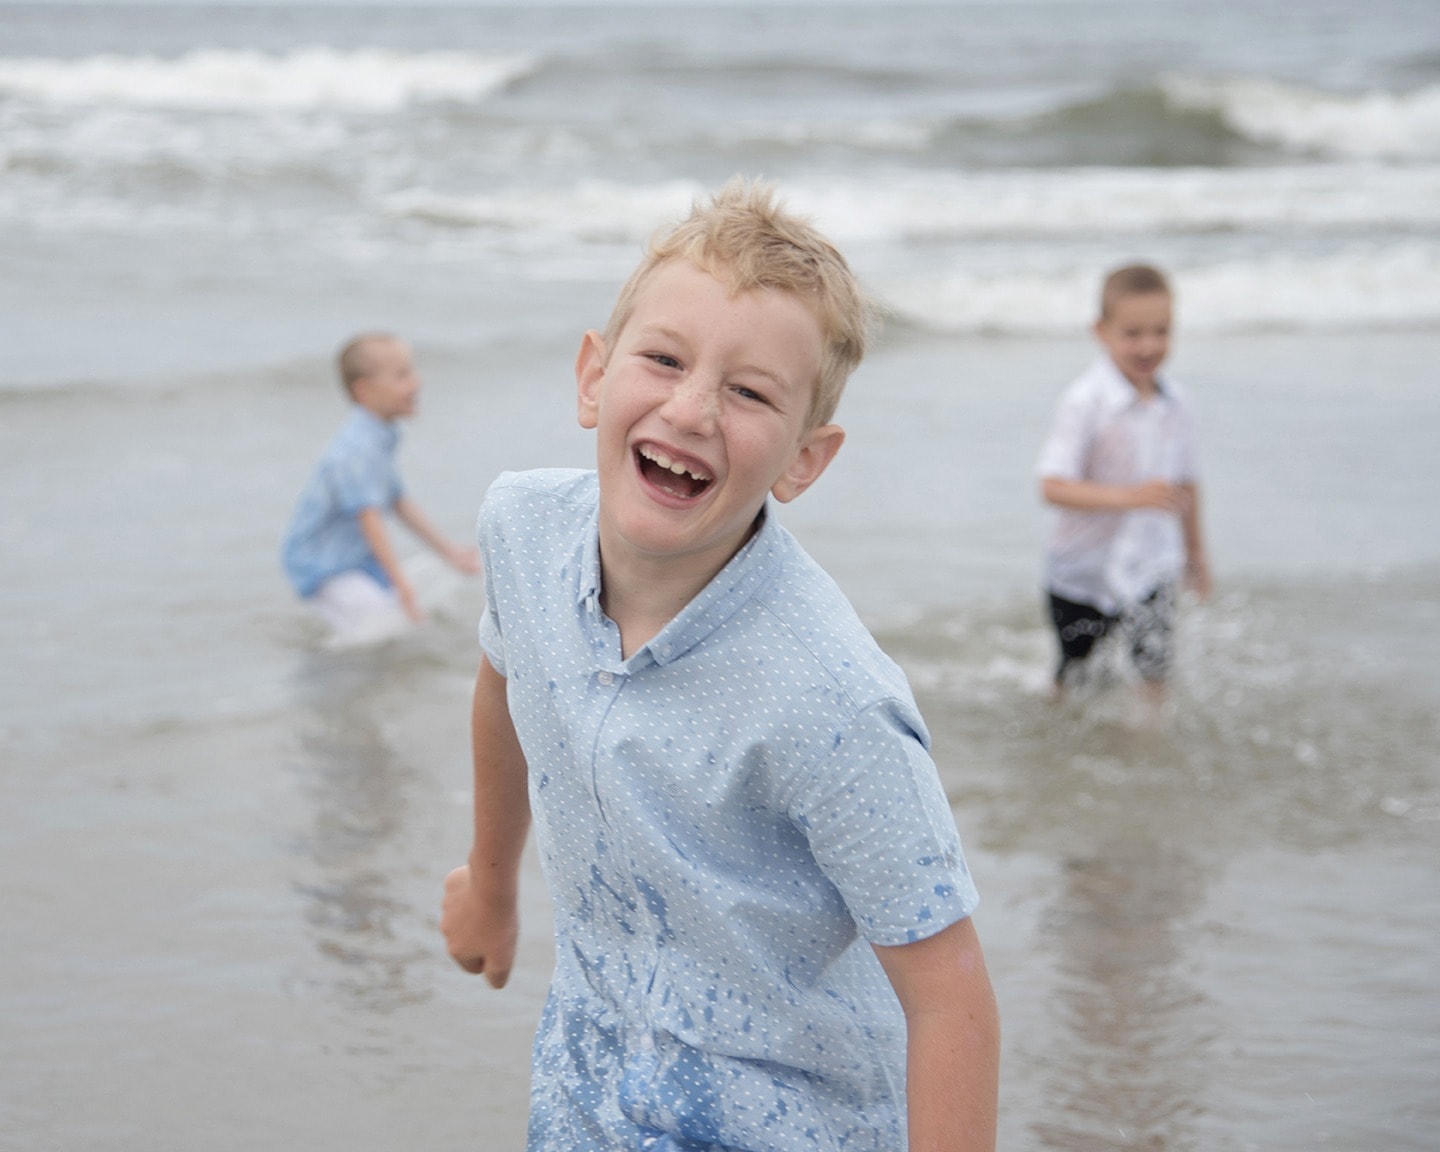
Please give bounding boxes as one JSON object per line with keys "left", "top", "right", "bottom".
{"left": 442, "top": 180, "right": 999, "bottom": 1151}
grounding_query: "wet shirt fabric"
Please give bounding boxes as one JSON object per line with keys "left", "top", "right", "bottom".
{"left": 281, "top": 406, "right": 404, "bottom": 597}
{"left": 477, "top": 469, "right": 978, "bottom": 1152}
{"left": 1036, "top": 355, "right": 1200, "bottom": 614}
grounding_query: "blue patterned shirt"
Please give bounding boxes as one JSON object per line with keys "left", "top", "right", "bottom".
{"left": 478, "top": 469, "right": 978, "bottom": 1151}
{"left": 281, "top": 406, "right": 403, "bottom": 597}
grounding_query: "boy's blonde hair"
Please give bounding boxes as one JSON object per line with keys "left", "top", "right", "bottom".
{"left": 602, "top": 178, "right": 871, "bottom": 428}
{"left": 1099, "top": 264, "right": 1172, "bottom": 320}
{"left": 337, "top": 332, "right": 402, "bottom": 397}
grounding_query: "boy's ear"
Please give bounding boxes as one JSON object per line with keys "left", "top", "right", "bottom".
{"left": 771, "top": 423, "right": 845, "bottom": 504}
{"left": 575, "top": 330, "right": 606, "bottom": 430}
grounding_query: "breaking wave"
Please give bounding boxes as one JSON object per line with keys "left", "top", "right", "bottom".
{"left": 0, "top": 48, "right": 536, "bottom": 112}
{"left": 384, "top": 166, "right": 1440, "bottom": 244}
{"left": 1162, "top": 74, "right": 1440, "bottom": 162}
{"left": 882, "top": 244, "right": 1440, "bottom": 335}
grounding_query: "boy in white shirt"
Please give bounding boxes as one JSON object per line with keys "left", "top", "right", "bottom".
{"left": 1036, "top": 264, "right": 1212, "bottom": 700}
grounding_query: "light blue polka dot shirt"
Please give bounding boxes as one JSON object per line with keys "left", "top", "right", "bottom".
{"left": 281, "top": 406, "right": 403, "bottom": 597}
{"left": 478, "top": 469, "right": 979, "bottom": 1151}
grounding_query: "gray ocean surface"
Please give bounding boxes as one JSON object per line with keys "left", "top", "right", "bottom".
{"left": 2, "top": 2, "right": 1439, "bottom": 1149}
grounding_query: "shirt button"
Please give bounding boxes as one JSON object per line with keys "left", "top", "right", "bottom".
{"left": 639, "top": 1033, "right": 654, "bottom": 1051}
{"left": 597, "top": 671, "right": 614, "bottom": 686}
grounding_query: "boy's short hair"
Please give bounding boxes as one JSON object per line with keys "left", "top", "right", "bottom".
{"left": 337, "top": 332, "right": 401, "bottom": 397}
{"left": 1099, "top": 264, "right": 1172, "bottom": 320}
{"left": 603, "top": 178, "right": 871, "bottom": 428}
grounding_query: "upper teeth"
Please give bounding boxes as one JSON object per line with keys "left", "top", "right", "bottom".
{"left": 642, "top": 446, "right": 705, "bottom": 479}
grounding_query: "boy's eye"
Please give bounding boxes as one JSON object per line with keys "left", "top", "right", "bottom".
{"left": 648, "top": 353, "right": 682, "bottom": 369}
{"left": 733, "top": 385, "right": 767, "bottom": 403}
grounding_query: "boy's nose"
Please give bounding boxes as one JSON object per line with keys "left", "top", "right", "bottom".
{"left": 662, "top": 374, "right": 720, "bottom": 432}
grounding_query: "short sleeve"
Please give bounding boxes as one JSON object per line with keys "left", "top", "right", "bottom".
{"left": 785, "top": 700, "right": 978, "bottom": 946}
{"left": 1036, "top": 384, "right": 1092, "bottom": 481}
{"left": 327, "top": 443, "right": 396, "bottom": 515}
{"left": 474, "top": 486, "right": 508, "bottom": 676}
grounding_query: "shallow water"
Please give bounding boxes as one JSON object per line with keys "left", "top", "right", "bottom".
{"left": 4, "top": 329, "right": 1438, "bottom": 1150}
{"left": 889, "top": 572, "right": 1440, "bottom": 1150}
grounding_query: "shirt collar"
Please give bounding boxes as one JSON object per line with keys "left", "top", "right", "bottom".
{"left": 349, "top": 404, "right": 400, "bottom": 448}
{"left": 575, "top": 501, "right": 785, "bottom": 669}
{"left": 577, "top": 500, "right": 603, "bottom": 609}
{"left": 1096, "top": 354, "right": 1169, "bottom": 415}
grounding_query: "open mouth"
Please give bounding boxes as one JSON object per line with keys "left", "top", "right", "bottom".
{"left": 636, "top": 444, "right": 713, "bottom": 500}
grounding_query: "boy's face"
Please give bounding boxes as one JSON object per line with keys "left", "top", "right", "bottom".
{"left": 1094, "top": 291, "right": 1172, "bottom": 392}
{"left": 576, "top": 259, "right": 843, "bottom": 582}
{"left": 352, "top": 340, "right": 420, "bottom": 420}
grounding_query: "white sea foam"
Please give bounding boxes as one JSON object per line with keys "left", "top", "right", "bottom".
{"left": 789, "top": 166, "right": 1440, "bottom": 240}
{"left": 385, "top": 166, "right": 1440, "bottom": 246}
{"left": 882, "top": 243, "right": 1440, "bottom": 335}
{"left": 382, "top": 180, "right": 709, "bottom": 240}
{"left": 0, "top": 48, "right": 536, "bottom": 112}
{"left": 0, "top": 101, "right": 350, "bottom": 177}
{"left": 377, "top": 174, "right": 1440, "bottom": 333}
{"left": 1165, "top": 74, "right": 1440, "bottom": 161}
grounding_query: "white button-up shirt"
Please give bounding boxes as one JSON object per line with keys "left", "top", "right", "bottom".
{"left": 1037, "top": 356, "right": 1200, "bottom": 613}
{"left": 477, "top": 469, "right": 977, "bottom": 1150}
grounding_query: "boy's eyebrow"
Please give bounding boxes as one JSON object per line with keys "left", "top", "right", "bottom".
{"left": 635, "top": 322, "right": 685, "bottom": 346}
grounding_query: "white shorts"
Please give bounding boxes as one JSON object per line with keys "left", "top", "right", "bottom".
{"left": 306, "top": 554, "right": 462, "bottom": 648}
{"left": 308, "top": 570, "right": 412, "bottom": 648}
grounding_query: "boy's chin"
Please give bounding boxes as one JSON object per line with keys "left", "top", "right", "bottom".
{"left": 606, "top": 508, "right": 758, "bottom": 567}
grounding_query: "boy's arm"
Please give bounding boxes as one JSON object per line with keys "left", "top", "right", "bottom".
{"left": 1178, "top": 482, "right": 1213, "bottom": 599}
{"left": 1041, "top": 475, "right": 1191, "bottom": 517}
{"left": 873, "top": 917, "right": 1000, "bottom": 1152}
{"left": 441, "top": 655, "right": 531, "bottom": 989}
{"left": 357, "top": 505, "right": 421, "bottom": 620}
{"left": 393, "top": 495, "right": 483, "bottom": 574}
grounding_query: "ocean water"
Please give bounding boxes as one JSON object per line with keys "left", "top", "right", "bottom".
{"left": 2, "top": 2, "right": 1438, "bottom": 1150}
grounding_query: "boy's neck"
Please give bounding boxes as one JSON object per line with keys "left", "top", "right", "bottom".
{"left": 356, "top": 401, "right": 398, "bottom": 423}
{"left": 598, "top": 519, "right": 758, "bottom": 659}
{"left": 1118, "top": 367, "right": 1161, "bottom": 399}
